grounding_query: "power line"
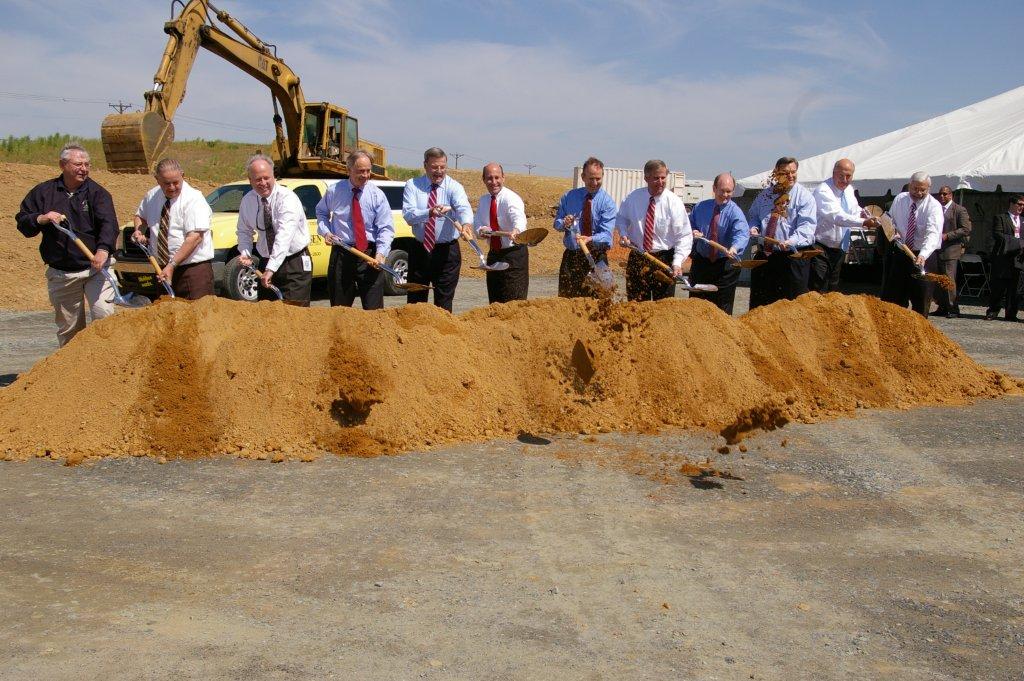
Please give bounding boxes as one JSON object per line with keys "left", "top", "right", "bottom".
{"left": 108, "top": 101, "right": 134, "bottom": 114}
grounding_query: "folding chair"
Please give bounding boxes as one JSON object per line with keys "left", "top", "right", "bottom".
{"left": 958, "top": 254, "right": 990, "bottom": 298}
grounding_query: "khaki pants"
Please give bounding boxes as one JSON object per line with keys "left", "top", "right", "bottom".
{"left": 45, "top": 266, "right": 116, "bottom": 347}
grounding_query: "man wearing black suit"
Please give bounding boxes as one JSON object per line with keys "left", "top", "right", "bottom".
{"left": 985, "top": 194, "right": 1024, "bottom": 322}
{"left": 933, "top": 186, "right": 972, "bottom": 318}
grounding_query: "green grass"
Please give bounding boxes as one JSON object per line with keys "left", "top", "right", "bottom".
{"left": 0, "top": 134, "right": 419, "bottom": 184}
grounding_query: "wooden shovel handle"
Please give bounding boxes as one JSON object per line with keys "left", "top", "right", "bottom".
{"left": 345, "top": 244, "right": 379, "bottom": 266}
{"left": 576, "top": 235, "right": 593, "bottom": 258}
{"left": 641, "top": 249, "right": 672, "bottom": 273}
{"left": 701, "top": 237, "right": 735, "bottom": 258}
{"left": 898, "top": 241, "right": 918, "bottom": 263}
{"left": 70, "top": 238, "right": 95, "bottom": 260}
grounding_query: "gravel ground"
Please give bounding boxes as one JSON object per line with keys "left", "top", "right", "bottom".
{"left": 1, "top": 279, "right": 1022, "bottom": 680}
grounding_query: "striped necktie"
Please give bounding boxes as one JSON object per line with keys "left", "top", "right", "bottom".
{"left": 424, "top": 183, "right": 439, "bottom": 252}
{"left": 643, "top": 195, "right": 656, "bottom": 252}
{"left": 905, "top": 202, "right": 918, "bottom": 250}
{"left": 157, "top": 197, "right": 171, "bottom": 267}
{"left": 262, "top": 196, "right": 276, "bottom": 252}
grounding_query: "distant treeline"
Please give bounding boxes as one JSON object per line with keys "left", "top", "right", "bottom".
{"left": 0, "top": 134, "right": 417, "bottom": 184}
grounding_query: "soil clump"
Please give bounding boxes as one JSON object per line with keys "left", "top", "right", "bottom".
{"left": 0, "top": 293, "right": 1018, "bottom": 464}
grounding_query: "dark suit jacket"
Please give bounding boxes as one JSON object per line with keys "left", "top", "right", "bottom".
{"left": 989, "top": 213, "right": 1024, "bottom": 278}
{"left": 938, "top": 202, "right": 972, "bottom": 260}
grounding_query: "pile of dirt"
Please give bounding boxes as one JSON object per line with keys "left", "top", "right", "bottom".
{"left": 0, "top": 162, "right": 218, "bottom": 311}
{"left": 0, "top": 293, "right": 1017, "bottom": 464}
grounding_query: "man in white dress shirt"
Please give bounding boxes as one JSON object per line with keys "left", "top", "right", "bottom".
{"left": 236, "top": 153, "right": 312, "bottom": 305}
{"left": 132, "top": 158, "right": 214, "bottom": 300}
{"left": 881, "top": 171, "right": 944, "bottom": 317}
{"left": 474, "top": 162, "right": 529, "bottom": 303}
{"left": 615, "top": 159, "right": 693, "bottom": 301}
{"left": 809, "top": 159, "right": 880, "bottom": 293}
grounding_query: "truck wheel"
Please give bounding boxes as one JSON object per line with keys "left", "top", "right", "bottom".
{"left": 224, "top": 255, "right": 259, "bottom": 302}
{"left": 383, "top": 249, "right": 409, "bottom": 296}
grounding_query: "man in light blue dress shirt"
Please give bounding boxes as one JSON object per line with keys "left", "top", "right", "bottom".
{"left": 689, "top": 173, "right": 749, "bottom": 314}
{"left": 746, "top": 156, "right": 817, "bottom": 309}
{"left": 553, "top": 156, "right": 617, "bottom": 297}
{"left": 315, "top": 150, "right": 394, "bottom": 309}
{"left": 401, "top": 147, "right": 473, "bottom": 312}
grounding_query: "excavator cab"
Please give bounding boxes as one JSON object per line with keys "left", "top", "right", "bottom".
{"left": 300, "top": 103, "right": 356, "bottom": 161}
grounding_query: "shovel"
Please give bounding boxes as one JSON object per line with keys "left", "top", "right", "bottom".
{"left": 561, "top": 215, "right": 614, "bottom": 293}
{"left": 443, "top": 213, "right": 509, "bottom": 272}
{"left": 695, "top": 236, "right": 767, "bottom": 269}
{"left": 331, "top": 239, "right": 432, "bottom": 293}
{"left": 52, "top": 218, "right": 150, "bottom": 308}
{"left": 752, "top": 235, "right": 822, "bottom": 260}
{"left": 241, "top": 264, "right": 285, "bottom": 300}
{"left": 131, "top": 235, "right": 176, "bottom": 298}
{"left": 877, "top": 215, "right": 956, "bottom": 292}
{"left": 477, "top": 227, "right": 549, "bottom": 247}
{"left": 619, "top": 238, "right": 718, "bottom": 292}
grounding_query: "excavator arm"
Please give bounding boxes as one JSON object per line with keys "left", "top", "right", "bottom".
{"left": 102, "top": 0, "right": 312, "bottom": 175}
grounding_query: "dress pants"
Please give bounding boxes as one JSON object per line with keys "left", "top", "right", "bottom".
{"left": 933, "top": 256, "right": 961, "bottom": 314}
{"left": 485, "top": 243, "right": 529, "bottom": 303}
{"left": 261, "top": 248, "right": 312, "bottom": 306}
{"left": 689, "top": 251, "right": 741, "bottom": 314}
{"left": 625, "top": 249, "right": 675, "bottom": 302}
{"left": 328, "top": 244, "right": 383, "bottom": 310}
{"left": 987, "top": 270, "right": 1022, "bottom": 320}
{"left": 808, "top": 242, "right": 846, "bottom": 293}
{"left": 45, "top": 265, "right": 116, "bottom": 347}
{"left": 557, "top": 245, "right": 609, "bottom": 298}
{"left": 749, "top": 248, "right": 810, "bottom": 310}
{"left": 407, "top": 240, "right": 461, "bottom": 312}
{"left": 171, "top": 260, "right": 215, "bottom": 300}
{"left": 880, "top": 245, "right": 936, "bottom": 317}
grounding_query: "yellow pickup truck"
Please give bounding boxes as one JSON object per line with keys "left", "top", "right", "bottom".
{"left": 114, "top": 178, "right": 417, "bottom": 299}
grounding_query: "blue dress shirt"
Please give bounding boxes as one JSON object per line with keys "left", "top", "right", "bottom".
{"left": 401, "top": 175, "right": 473, "bottom": 244}
{"left": 690, "top": 199, "right": 749, "bottom": 258}
{"left": 746, "top": 182, "right": 817, "bottom": 249}
{"left": 315, "top": 180, "right": 394, "bottom": 256}
{"left": 553, "top": 187, "right": 616, "bottom": 249}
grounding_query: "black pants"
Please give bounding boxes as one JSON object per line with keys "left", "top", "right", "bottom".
{"left": 987, "top": 270, "right": 1022, "bottom": 320}
{"left": 407, "top": 240, "right": 461, "bottom": 312}
{"left": 558, "top": 245, "right": 609, "bottom": 298}
{"left": 880, "top": 245, "right": 936, "bottom": 317}
{"left": 808, "top": 242, "right": 846, "bottom": 294}
{"left": 689, "top": 251, "right": 741, "bottom": 314}
{"left": 625, "top": 249, "right": 675, "bottom": 302}
{"left": 934, "top": 257, "right": 961, "bottom": 314}
{"left": 486, "top": 244, "right": 529, "bottom": 304}
{"left": 749, "top": 249, "right": 810, "bottom": 309}
{"left": 327, "top": 244, "right": 383, "bottom": 309}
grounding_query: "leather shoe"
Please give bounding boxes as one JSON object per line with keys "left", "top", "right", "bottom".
{"left": 984, "top": 312, "right": 996, "bottom": 320}
{"left": 945, "top": 312, "right": 958, "bottom": 319}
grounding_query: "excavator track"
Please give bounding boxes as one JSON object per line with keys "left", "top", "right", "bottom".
{"left": 101, "top": 112, "right": 174, "bottom": 174}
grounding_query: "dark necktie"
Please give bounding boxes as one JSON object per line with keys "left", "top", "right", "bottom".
{"left": 581, "top": 193, "right": 593, "bottom": 237}
{"left": 708, "top": 203, "right": 722, "bottom": 262}
{"left": 262, "top": 196, "right": 276, "bottom": 252}
{"left": 157, "top": 197, "right": 171, "bottom": 266}
{"left": 906, "top": 202, "right": 918, "bottom": 250}
{"left": 352, "top": 187, "right": 368, "bottom": 251}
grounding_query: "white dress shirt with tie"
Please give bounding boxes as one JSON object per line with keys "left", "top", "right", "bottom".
{"left": 474, "top": 187, "right": 527, "bottom": 248}
{"left": 615, "top": 188, "right": 693, "bottom": 269}
{"left": 235, "top": 183, "right": 310, "bottom": 272}
{"left": 813, "top": 178, "right": 864, "bottom": 250}
{"left": 888, "top": 192, "right": 943, "bottom": 260}
{"left": 135, "top": 180, "right": 213, "bottom": 265}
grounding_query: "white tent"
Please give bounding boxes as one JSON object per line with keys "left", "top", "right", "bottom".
{"left": 739, "top": 85, "right": 1024, "bottom": 196}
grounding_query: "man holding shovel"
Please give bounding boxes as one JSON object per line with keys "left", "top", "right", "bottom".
{"left": 474, "top": 163, "right": 529, "bottom": 303}
{"left": 881, "top": 172, "right": 943, "bottom": 317}
{"left": 688, "top": 173, "right": 749, "bottom": 314}
{"left": 133, "top": 159, "right": 214, "bottom": 300}
{"left": 401, "top": 147, "right": 473, "bottom": 312}
{"left": 810, "top": 159, "right": 879, "bottom": 294}
{"left": 553, "top": 156, "right": 617, "bottom": 297}
{"left": 316, "top": 150, "right": 394, "bottom": 309}
{"left": 615, "top": 159, "right": 693, "bottom": 302}
{"left": 236, "top": 153, "right": 313, "bottom": 306}
{"left": 16, "top": 142, "right": 119, "bottom": 346}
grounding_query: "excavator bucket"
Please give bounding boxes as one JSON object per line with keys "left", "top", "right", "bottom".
{"left": 101, "top": 111, "right": 174, "bottom": 174}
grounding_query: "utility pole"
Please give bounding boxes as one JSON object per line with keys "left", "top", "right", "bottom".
{"left": 452, "top": 152, "right": 465, "bottom": 169}
{"left": 108, "top": 101, "right": 134, "bottom": 114}
{"left": 525, "top": 163, "right": 537, "bottom": 175}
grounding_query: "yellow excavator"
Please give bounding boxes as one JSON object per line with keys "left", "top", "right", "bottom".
{"left": 101, "top": 0, "right": 387, "bottom": 178}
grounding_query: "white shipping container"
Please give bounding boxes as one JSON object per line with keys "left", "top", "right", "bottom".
{"left": 572, "top": 166, "right": 686, "bottom": 205}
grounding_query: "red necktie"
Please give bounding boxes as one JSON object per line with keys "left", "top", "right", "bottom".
{"left": 424, "top": 184, "right": 438, "bottom": 252}
{"left": 708, "top": 203, "right": 721, "bottom": 262}
{"left": 351, "top": 186, "right": 368, "bottom": 251}
{"left": 581, "top": 193, "right": 593, "bottom": 237}
{"left": 764, "top": 213, "right": 779, "bottom": 254}
{"left": 643, "top": 195, "right": 656, "bottom": 252}
{"left": 905, "top": 202, "right": 918, "bottom": 250}
{"left": 489, "top": 194, "right": 501, "bottom": 251}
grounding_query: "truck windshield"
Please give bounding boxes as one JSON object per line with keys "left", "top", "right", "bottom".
{"left": 206, "top": 185, "right": 249, "bottom": 213}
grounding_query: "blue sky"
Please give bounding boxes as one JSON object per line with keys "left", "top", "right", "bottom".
{"left": 1, "top": 0, "right": 1021, "bottom": 178}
